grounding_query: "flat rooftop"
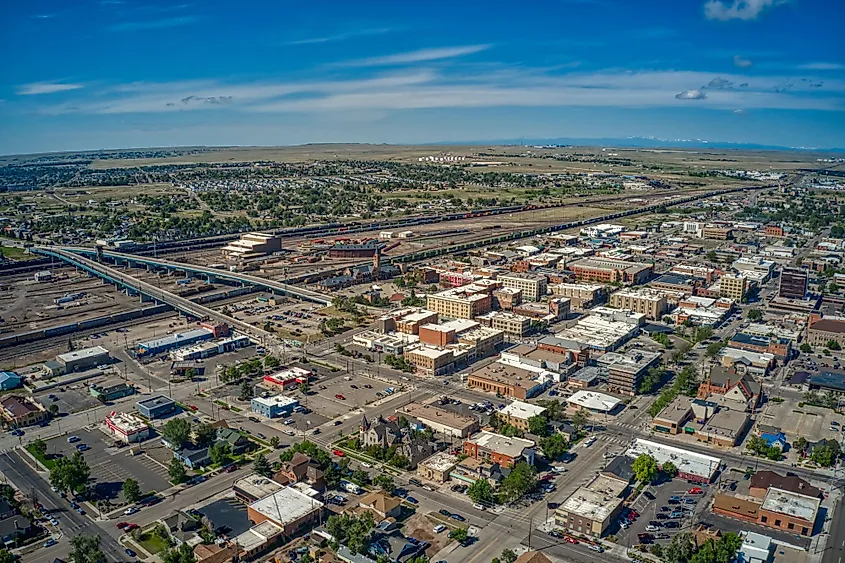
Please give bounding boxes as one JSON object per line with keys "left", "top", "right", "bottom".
{"left": 500, "top": 400, "right": 547, "bottom": 421}
{"left": 57, "top": 346, "right": 109, "bottom": 363}
{"left": 399, "top": 402, "right": 478, "bottom": 431}
{"left": 418, "top": 451, "right": 459, "bottom": 472}
{"left": 560, "top": 484, "right": 623, "bottom": 522}
{"left": 234, "top": 521, "right": 283, "bottom": 551}
{"left": 234, "top": 473, "right": 284, "bottom": 500}
{"left": 137, "top": 395, "right": 174, "bottom": 409}
{"left": 466, "top": 431, "right": 534, "bottom": 458}
{"left": 761, "top": 487, "right": 820, "bottom": 522}
{"left": 468, "top": 362, "right": 543, "bottom": 387}
{"left": 248, "top": 487, "right": 324, "bottom": 526}
{"left": 251, "top": 395, "right": 298, "bottom": 408}
{"left": 567, "top": 390, "right": 621, "bottom": 412}
{"left": 625, "top": 438, "right": 721, "bottom": 480}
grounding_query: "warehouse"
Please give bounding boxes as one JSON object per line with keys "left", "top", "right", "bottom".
{"left": 56, "top": 346, "right": 111, "bottom": 374}
{"left": 137, "top": 328, "right": 213, "bottom": 357}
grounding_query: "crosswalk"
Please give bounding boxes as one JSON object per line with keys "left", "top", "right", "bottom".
{"left": 596, "top": 434, "right": 634, "bottom": 446}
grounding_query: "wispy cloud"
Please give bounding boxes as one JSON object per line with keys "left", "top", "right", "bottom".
{"left": 17, "top": 82, "right": 83, "bottom": 95}
{"left": 108, "top": 16, "right": 199, "bottom": 32}
{"left": 286, "top": 28, "right": 395, "bottom": 46}
{"left": 32, "top": 13, "right": 60, "bottom": 19}
{"left": 675, "top": 89, "right": 708, "bottom": 100}
{"left": 704, "top": 0, "right": 785, "bottom": 21}
{"left": 798, "top": 62, "right": 845, "bottom": 71}
{"left": 340, "top": 45, "right": 491, "bottom": 67}
{"left": 733, "top": 55, "right": 753, "bottom": 68}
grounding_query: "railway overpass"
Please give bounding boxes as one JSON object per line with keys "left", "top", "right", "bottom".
{"left": 31, "top": 247, "right": 276, "bottom": 345}
{"left": 56, "top": 246, "right": 332, "bottom": 306}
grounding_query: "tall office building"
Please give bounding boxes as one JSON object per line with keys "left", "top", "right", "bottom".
{"left": 778, "top": 267, "right": 808, "bottom": 300}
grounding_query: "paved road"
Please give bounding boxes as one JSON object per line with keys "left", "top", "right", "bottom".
{"left": 0, "top": 451, "right": 126, "bottom": 563}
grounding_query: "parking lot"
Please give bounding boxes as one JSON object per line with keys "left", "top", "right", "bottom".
{"left": 304, "top": 374, "right": 394, "bottom": 419}
{"left": 214, "top": 294, "right": 325, "bottom": 341}
{"left": 45, "top": 428, "right": 171, "bottom": 502}
{"left": 35, "top": 383, "right": 104, "bottom": 416}
{"left": 616, "top": 477, "right": 712, "bottom": 547}
{"left": 755, "top": 396, "right": 844, "bottom": 448}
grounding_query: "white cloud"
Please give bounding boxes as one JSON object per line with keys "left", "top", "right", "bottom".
{"left": 675, "top": 89, "right": 707, "bottom": 100}
{"left": 706, "top": 77, "right": 734, "bottom": 89}
{"left": 285, "top": 28, "right": 395, "bottom": 46}
{"left": 17, "top": 82, "right": 83, "bottom": 95}
{"left": 733, "top": 55, "right": 753, "bottom": 68}
{"left": 798, "top": 62, "right": 845, "bottom": 71}
{"left": 340, "top": 45, "right": 491, "bottom": 67}
{"left": 704, "top": 0, "right": 783, "bottom": 21}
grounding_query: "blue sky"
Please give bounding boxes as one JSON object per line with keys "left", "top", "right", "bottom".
{"left": 1, "top": 0, "right": 843, "bottom": 154}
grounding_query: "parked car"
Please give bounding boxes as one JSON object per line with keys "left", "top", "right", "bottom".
{"left": 439, "top": 509, "right": 452, "bottom": 517}
{"left": 587, "top": 544, "right": 604, "bottom": 553}
{"left": 67, "top": 436, "right": 79, "bottom": 443}
{"left": 406, "top": 496, "right": 418, "bottom": 504}
{"left": 332, "top": 449, "right": 345, "bottom": 457}
{"left": 44, "top": 539, "right": 58, "bottom": 548}
{"left": 548, "top": 530, "right": 563, "bottom": 539}
{"left": 688, "top": 487, "right": 703, "bottom": 494}
{"left": 117, "top": 522, "right": 129, "bottom": 529}
{"left": 664, "top": 521, "right": 679, "bottom": 528}
{"left": 124, "top": 507, "right": 139, "bottom": 515}
{"left": 564, "top": 536, "right": 578, "bottom": 544}
{"left": 409, "top": 478, "right": 422, "bottom": 486}
{"left": 450, "top": 513, "right": 466, "bottom": 522}
{"left": 335, "top": 394, "right": 346, "bottom": 400}
{"left": 434, "top": 524, "right": 447, "bottom": 534}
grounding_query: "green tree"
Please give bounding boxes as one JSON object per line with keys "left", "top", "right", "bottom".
{"left": 499, "top": 462, "right": 536, "bottom": 503}
{"left": 326, "top": 513, "right": 375, "bottom": 555}
{"left": 253, "top": 453, "right": 272, "bottom": 477}
{"left": 264, "top": 355, "right": 280, "bottom": 369}
{"left": 210, "top": 442, "right": 232, "bottom": 466}
{"left": 664, "top": 532, "right": 696, "bottom": 563}
{"left": 69, "top": 535, "right": 104, "bottom": 563}
{"left": 48, "top": 404, "right": 59, "bottom": 416}
{"left": 650, "top": 544, "right": 664, "bottom": 558}
{"left": 827, "top": 339, "right": 841, "bottom": 351}
{"left": 122, "top": 478, "right": 142, "bottom": 503}
{"left": 747, "top": 308, "right": 763, "bottom": 321}
{"left": 829, "top": 282, "right": 840, "bottom": 294}
{"left": 184, "top": 367, "right": 197, "bottom": 380}
{"left": 373, "top": 474, "right": 395, "bottom": 494}
{"left": 638, "top": 367, "right": 664, "bottom": 394}
{"left": 162, "top": 543, "right": 196, "bottom": 563}
{"left": 299, "top": 382, "right": 310, "bottom": 395}
{"left": 449, "top": 528, "right": 469, "bottom": 543}
{"left": 810, "top": 440, "right": 841, "bottom": 467}
{"left": 662, "top": 461, "right": 678, "bottom": 478}
{"left": 30, "top": 438, "right": 47, "bottom": 459}
{"left": 50, "top": 451, "right": 90, "bottom": 493}
{"left": 571, "top": 408, "right": 589, "bottom": 430}
{"left": 239, "top": 379, "right": 253, "bottom": 401}
{"left": 632, "top": 454, "right": 659, "bottom": 484}
{"left": 467, "top": 479, "right": 495, "bottom": 505}
{"left": 706, "top": 340, "right": 726, "bottom": 358}
{"left": 270, "top": 436, "right": 281, "bottom": 449}
{"left": 0, "top": 550, "right": 16, "bottom": 563}
{"left": 169, "top": 456, "right": 187, "bottom": 484}
{"left": 194, "top": 423, "right": 215, "bottom": 446}
{"left": 527, "top": 415, "right": 548, "bottom": 437}
{"left": 800, "top": 343, "right": 812, "bottom": 353}
{"left": 161, "top": 418, "right": 192, "bottom": 448}
{"left": 539, "top": 433, "right": 568, "bottom": 460}
{"left": 794, "top": 436, "right": 809, "bottom": 454}
{"left": 500, "top": 549, "right": 517, "bottom": 563}
{"left": 705, "top": 250, "right": 717, "bottom": 262}
{"left": 694, "top": 326, "right": 713, "bottom": 343}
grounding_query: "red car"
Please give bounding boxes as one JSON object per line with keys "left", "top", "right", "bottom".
{"left": 332, "top": 449, "right": 345, "bottom": 457}
{"left": 628, "top": 509, "right": 640, "bottom": 517}
{"left": 116, "top": 522, "right": 129, "bottom": 529}
{"left": 688, "top": 487, "right": 703, "bottom": 494}
{"left": 225, "top": 465, "right": 238, "bottom": 473}
{"left": 540, "top": 474, "right": 555, "bottom": 481}
{"left": 124, "top": 523, "right": 139, "bottom": 531}
{"left": 564, "top": 536, "right": 578, "bottom": 544}
{"left": 335, "top": 394, "right": 346, "bottom": 400}
{"left": 189, "top": 405, "right": 198, "bottom": 411}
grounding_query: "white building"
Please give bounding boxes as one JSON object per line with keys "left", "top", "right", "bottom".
{"left": 566, "top": 390, "right": 621, "bottom": 413}
{"left": 624, "top": 438, "right": 721, "bottom": 483}
{"left": 104, "top": 412, "right": 150, "bottom": 443}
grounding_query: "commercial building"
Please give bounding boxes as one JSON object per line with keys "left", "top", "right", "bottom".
{"left": 0, "top": 372, "right": 21, "bottom": 391}
{"left": 758, "top": 488, "right": 820, "bottom": 536}
{"left": 550, "top": 283, "right": 606, "bottom": 310}
{"left": 718, "top": 347, "right": 775, "bottom": 376}
{"left": 499, "top": 273, "right": 548, "bottom": 301}
{"left": 703, "top": 226, "right": 733, "bottom": 240}
{"left": 416, "top": 452, "right": 459, "bottom": 483}
{"left": 650, "top": 272, "right": 700, "bottom": 295}
{"left": 806, "top": 317, "right": 845, "bottom": 348}
{"left": 719, "top": 274, "right": 747, "bottom": 301}
{"left": 672, "top": 296, "right": 732, "bottom": 326}
{"left": 608, "top": 288, "right": 668, "bottom": 320}
{"left": 89, "top": 382, "right": 135, "bottom": 402}
{"left": 104, "top": 411, "right": 150, "bottom": 443}
{"left": 250, "top": 395, "right": 299, "bottom": 419}
{"left": 260, "top": 367, "right": 312, "bottom": 393}
{"left": 554, "top": 474, "right": 626, "bottom": 538}
{"left": 624, "top": 438, "right": 721, "bottom": 483}
{"left": 553, "top": 309, "right": 643, "bottom": 352}
{"left": 404, "top": 346, "right": 456, "bottom": 376}
{"left": 738, "top": 532, "right": 774, "bottom": 563}
{"left": 778, "top": 267, "right": 808, "bottom": 299}
{"left": 499, "top": 401, "right": 547, "bottom": 432}
{"left": 0, "top": 396, "right": 47, "bottom": 427}
{"left": 398, "top": 402, "right": 479, "bottom": 438}
{"left": 568, "top": 257, "right": 653, "bottom": 285}
{"left": 733, "top": 257, "right": 776, "bottom": 282}
{"left": 749, "top": 471, "right": 821, "bottom": 500}
{"left": 136, "top": 395, "right": 177, "bottom": 419}
{"left": 652, "top": 396, "right": 692, "bottom": 434}
{"left": 597, "top": 349, "right": 661, "bottom": 396}
{"left": 807, "top": 371, "right": 845, "bottom": 396}
{"left": 566, "top": 390, "right": 621, "bottom": 414}
{"left": 137, "top": 328, "right": 214, "bottom": 357}
{"left": 234, "top": 520, "right": 285, "bottom": 561}
{"left": 327, "top": 240, "right": 382, "bottom": 258}
{"left": 247, "top": 487, "right": 324, "bottom": 537}
{"left": 478, "top": 311, "right": 532, "bottom": 337}
{"left": 467, "top": 362, "right": 548, "bottom": 400}
{"left": 729, "top": 332, "right": 790, "bottom": 360}
{"left": 172, "top": 333, "right": 250, "bottom": 361}
{"left": 463, "top": 431, "right": 535, "bottom": 467}
{"left": 682, "top": 407, "right": 750, "bottom": 447}
{"left": 234, "top": 474, "right": 285, "bottom": 504}
{"left": 426, "top": 286, "right": 492, "bottom": 319}
{"left": 56, "top": 346, "right": 110, "bottom": 374}
{"left": 222, "top": 232, "right": 282, "bottom": 261}
{"left": 492, "top": 287, "right": 522, "bottom": 311}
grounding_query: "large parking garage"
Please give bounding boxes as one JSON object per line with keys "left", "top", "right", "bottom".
{"left": 45, "top": 427, "right": 171, "bottom": 502}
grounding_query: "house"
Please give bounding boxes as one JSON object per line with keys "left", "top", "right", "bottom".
{"left": 759, "top": 431, "right": 787, "bottom": 451}
{"left": 0, "top": 515, "right": 31, "bottom": 544}
{"left": 174, "top": 447, "right": 211, "bottom": 469}
{"left": 274, "top": 453, "right": 326, "bottom": 491}
{"left": 697, "top": 367, "right": 761, "bottom": 410}
{"left": 360, "top": 415, "right": 402, "bottom": 449}
{"left": 216, "top": 428, "right": 251, "bottom": 455}
{"left": 357, "top": 491, "right": 403, "bottom": 520}
{"left": 463, "top": 431, "right": 535, "bottom": 468}
{"left": 0, "top": 395, "right": 47, "bottom": 427}
{"left": 550, "top": 421, "right": 578, "bottom": 443}
{"left": 0, "top": 372, "right": 21, "bottom": 391}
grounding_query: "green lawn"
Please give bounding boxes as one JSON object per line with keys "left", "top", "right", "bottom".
{"left": 25, "top": 444, "right": 57, "bottom": 470}
{"left": 0, "top": 246, "right": 33, "bottom": 261}
{"left": 137, "top": 533, "right": 170, "bottom": 555}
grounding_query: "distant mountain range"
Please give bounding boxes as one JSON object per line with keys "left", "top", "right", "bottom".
{"left": 433, "top": 136, "right": 845, "bottom": 153}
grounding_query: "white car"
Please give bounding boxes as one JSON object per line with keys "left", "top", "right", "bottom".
{"left": 584, "top": 437, "right": 596, "bottom": 447}
{"left": 361, "top": 462, "right": 372, "bottom": 468}
{"left": 645, "top": 525, "right": 659, "bottom": 532}
{"left": 433, "top": 524, "right": 447, "bottom": 534}
{"left": 472, "top": 503, "right": 485, "bottom": 510}
{"left": 124, "top": 507, "right": 139, "bottom": 515}
{"left": 587, "top": 544, "right": 604, "bottom": 553}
